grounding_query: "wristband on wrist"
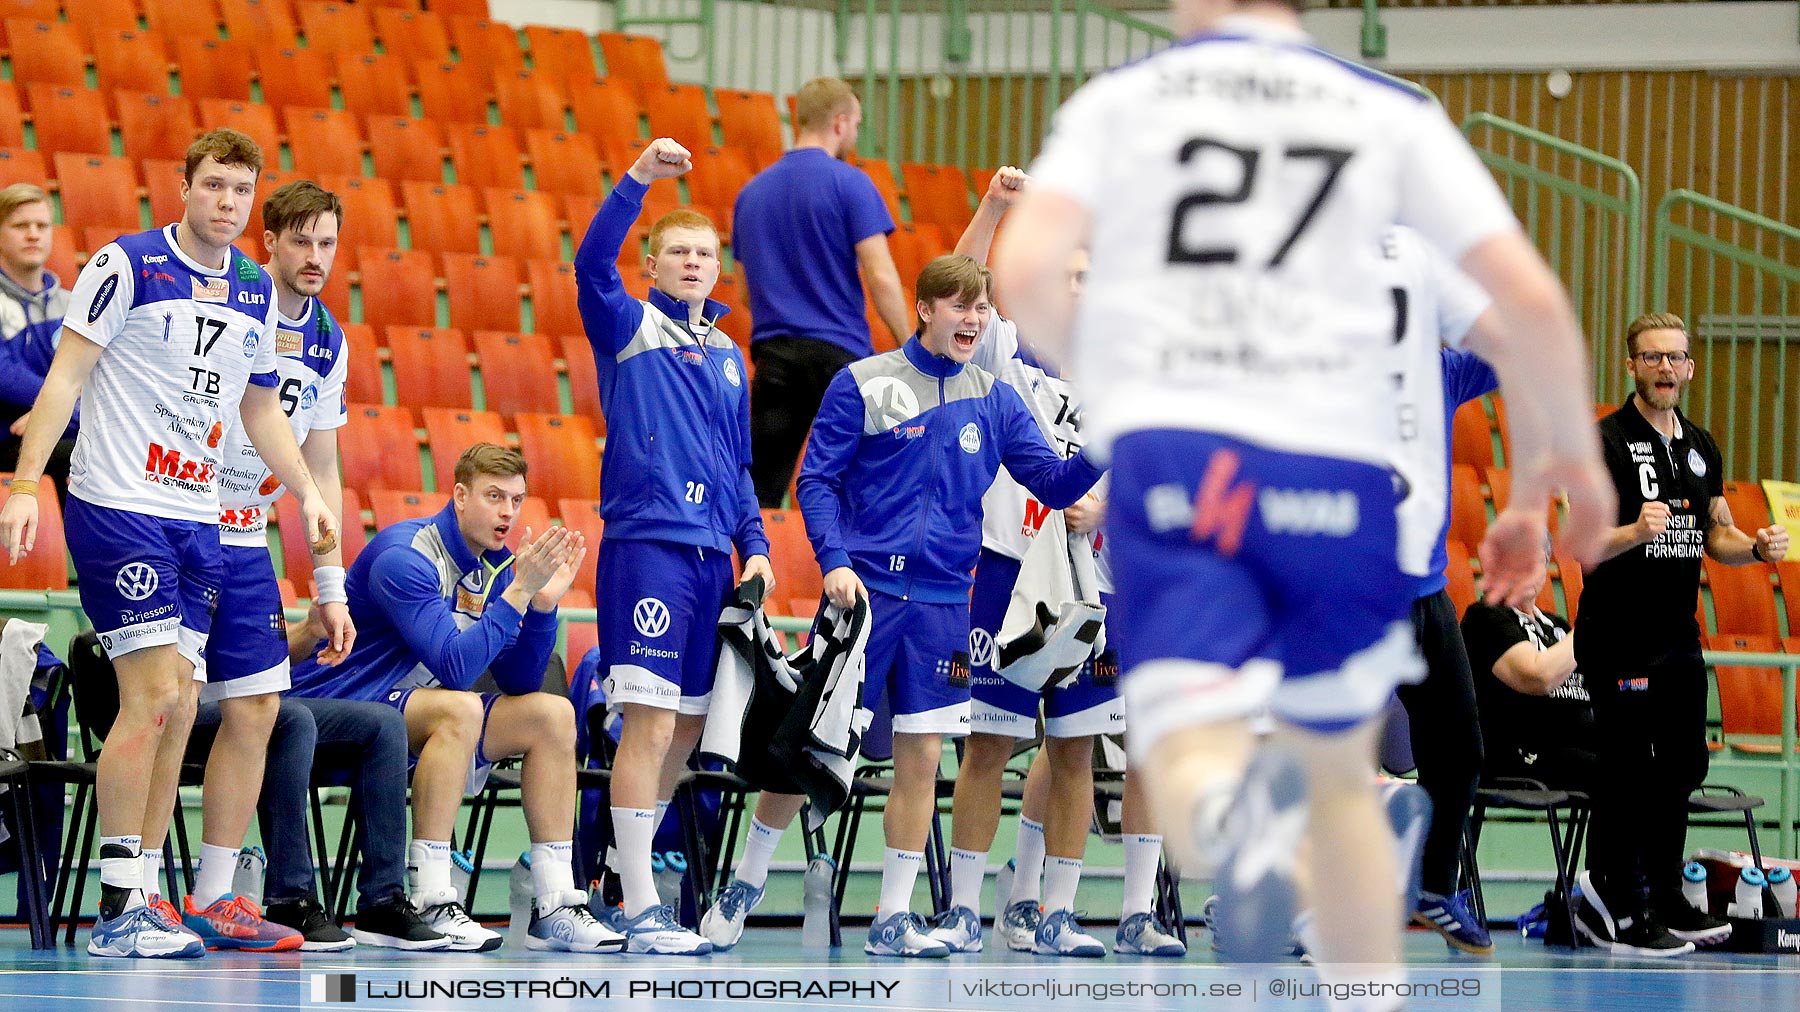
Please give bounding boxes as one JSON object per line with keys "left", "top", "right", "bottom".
{"left": 6, "top": 479, "right": 38, "bottom": 498}
{"left": 313, "top": 566, "right": 348, "bottom": 605}
{"left": 1752, "top": 543, "right": 1767, "bottom": 563}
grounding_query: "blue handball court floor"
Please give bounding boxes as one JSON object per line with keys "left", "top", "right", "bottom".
{"left": 0, "top": 924, "right": 1794, "bottom": 1012}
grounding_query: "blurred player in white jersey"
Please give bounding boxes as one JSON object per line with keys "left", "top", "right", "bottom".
{"left": 992, "top": 0, "right": 1612, "bottom": 988}
{"left": 0, "top": 130, "right": 340, "bottom": 959}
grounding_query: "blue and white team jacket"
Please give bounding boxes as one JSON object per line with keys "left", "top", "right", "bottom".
{"left": 287, "top": 504, "right": 559, "bottom": 702}
{"left": 799, "top": 337, "right": 1104, "bottom": 604}
{"left": 571, "top": 173, "right": 768, "bottom": 561}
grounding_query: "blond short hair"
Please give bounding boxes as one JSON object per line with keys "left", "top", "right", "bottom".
{"left": 795, "top": 77, "right": 857, "bottom": 133}
{"left": 648, "top": 209, "right": 718, "bottom": 256}
{"left": 0, "top": 183, "right": 50, "bottom": 223}
{"left": 1626, "top": 312, "right": 1688, "bottom": 355}
{"left": 453, "top": 443, "right": 528, "bottom": 487}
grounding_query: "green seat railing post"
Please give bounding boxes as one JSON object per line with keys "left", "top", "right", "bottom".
{"left": 1650, "top": 191, "right": 1800, "bottom": 483}
{"left": 1461, "top": 113, "right": 1643, "bottom": 408}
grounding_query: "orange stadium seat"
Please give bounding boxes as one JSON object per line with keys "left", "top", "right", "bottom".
{"left": 222, "top": 0, "right": 301, "bottom": 49}
{"left": 483, "top": 188, "right": 561, "bottom": 261}
{"left": 1704, "top": 557, "right": 1780, "bottom": 638}
{"left": 63, "top": 4, "right": 141, "bottom": 47}
{"left": 1451, "top": 399, "right": 1493, "bottom": 473}
{"left": 141, "top": 159, "right": 186, "bottom": 225}
{"left": 143, "top": 0, "right": 225, "bottom": 40}
{"left": 0, "top": 148, "right": 45, "bottom": 190}
{"left": 442, "top": 253, "right": 522, "bottom": 332}
{"left": 241, "top": 168, "right": 298, "bottom": 256}
{"left": 255, "top": 47, "right": 334, "bottom": 110}
{"left": 1553, "top": 549, "right": 1585, "bottom": 619}
{"left": 445, "top": 123, "right": 524, "bottom": 190}
{"left": 0, "top": 474, "right": 67, "bottom": 591}
{"left": 528, "top": 260, "right": 583, "bottom": 338}
{"left": 1443, "top": 538, "right": 1478, "bottom": 617}
{"left": 432, "top": 0, "right": 490, "bottom": 16}
{"left": 414, "top": 59, "right": 491, "bottom": 125}
{"left": 278, "top": 487, "right": 367, "bottom": 589}
{"left": 81, "top": 227, "right": 133, "bottom": 263}
{"left": 52, "top": 154, "right": 140, "bottom": 235}
{"left": 522, "top": 25, "right": 596, "bottom": 82}
{"left": 567, "top": 75, "right": 642, "bottom": 143}
{"left": 563, "top": 620, "right": 599, "bottom": 667}
{"left": 514, "top": 413, "right": 600, "bottom": 503}
{"left": 445, "top": 15, "right": 524, "bottom": 83}
{"left": 295, "top": 2, "right": 376, "bottom": 57}
{"left": 714, "top": 88, "right": 784, "bottom": 169}
{"left": 365, "top": 114, "right": 448, "bottom": 183}
{"left": 339, "top": 404, "right": 423, "bottom": 491}
{"left": 284, "top": 106, "right": 366, "bottom": 177}
{"left": 1447, "top": 462, "right": 1486, "bottom": 550}
{"left": 399, "top": 181, "right": 482, "bottom": 254}
{"left": 556, "top": 497, "right": 603, "bottom": 596}
{"left": 198, "top": 98, "right": 282, "bottom": 159}
{"left": 561, "top": 193, "right": 606, "bottom": 236}
{"left": 594, "top": 32, "right": 669, "bottom": 101}
{"left": 421, "top": 407, "right": 507, "bottom": 489}
{"left": 176, "top": 39, "right": 257, "bottom": 103}
{"left": 760, "top": 508, "right": 823, "bottom": 606}
{"left": 4, "top": 20, "right": 85, "bottom": 88}
{"left": 683, "top": 146, "right": 755, "bottom": 230}
{"left": 356, "top": 247, "right": 438, "bottom": 331}
{"left": 849, "top": 155, "right": 903, "bottom": 222}
{"left": 339, "top": 323, "right": 381, "bottom": 404}
{"left": 373, "top": 7, "right": 451, "bottom": 65}
{"left": 0, "top": 83, "right": 21, "bottom": 149}
{"left": 387, "top": 325, "right": 473, "bottom": 409}
{"left": 0, "top": 1, "right": 59, "bottom": 22}
{"left": 558, "top": 334, "right": 603, "bottom": 433}
{"left": 711, "top": 272, "right": 750, "bottom": 346}
{"left": 370, "top": 489, "right": 444, "bottom": 530}
{"left": 25, "top": 84, "right": 111, "bottom": 156}
{"left": 525, "top": 129, "right": 604, "bottom": 197}
{"left": 1708, "top": 633, "right": 1790, "bottom": 746}
{"left": 900, "top": 162, "right": 973, "bottom": 234}
{"left": 644, "top": 82, "right": 714, "bottom": 149}
{"left": 474, "top": 330, "right": 560, "bottom": 420}
{"left": 492, "top": 69, "right": 567, "bottom": 132}
{"left": 1721, "top": 480, "right": 1771, "bottom": 531}
{"left": 322, "top": 175, "right": 400, "bottom": 250}
{"left": 93, "top": 30, "right": 174, "bottom": 96}
{"left": 334, "top": 52, "right": 412, "bottom": 120}
{"left": 1781, "top": 562, "right": 1800, "bottom": 640}
{"left": 115, "top": 92, "right": 199, "bottom": 163}
{"left": 44, "top": 225, "right": 77, "bottom": 284}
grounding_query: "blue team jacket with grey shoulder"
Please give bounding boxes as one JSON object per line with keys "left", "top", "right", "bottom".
{"left": 799, "top": 337, "right": 1103, "bottom": 604}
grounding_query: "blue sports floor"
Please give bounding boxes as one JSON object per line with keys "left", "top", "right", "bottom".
{"left": 0, "top": 925, "right": 1794, "bottom": 1011}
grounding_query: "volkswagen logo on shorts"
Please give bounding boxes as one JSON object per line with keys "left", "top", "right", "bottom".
{"left": 968, "top": 627, "right": 996, "bottom": 670}
{"left": 633, "top": 597, "right": 671, "bottom": 638}
{"left": 116, "top": 562, "right": 159, "bottom": 602}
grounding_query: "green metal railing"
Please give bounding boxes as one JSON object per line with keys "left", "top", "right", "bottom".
{"left": 1461, "top": 113, "right": 1644, "bottom": 407}
{"left": 1650, "top": 190, "right": 1800, "bottom": 483}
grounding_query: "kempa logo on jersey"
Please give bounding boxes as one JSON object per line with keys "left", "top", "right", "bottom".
{"left": 140, "top": 253, "right": 168, "bottom": 265}
{"left": 143, "top": 443, "right": 216, "bottom": 489}
{"left": 633, "top": 598, "right": 671, "bottom": 638}
{"left": 193, "top": 277, "right": 229, "bottom": 303}
{"left": 115, "top": 563, "right": 159, "bottom": 602}
{"left": 863, "top": 376, "right": 920, "bottom": 429}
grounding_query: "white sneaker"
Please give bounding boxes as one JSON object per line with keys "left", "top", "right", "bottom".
{"left": 88, "top": 902, "right": 205, "bottom": 959}
{"left": 699, "top": 878, "right": 765, "bottom": 951}
{"left": 528, "top": 892, "right": 626, "bottom": 952}
{"left": 1115, "top": 911, "right": 1185, "bottom": 956}
{"left": 864, "top": 911, "right": 949, "bottom": 958}
{"left": 1033, "top": 909, "right": 1105, "bottom": 957}
{"left": 925, "top": 905, "right": 982, "bottom": 953}
{"left": 998, "top": 898, "right": 1040, "bottom": 952}
{"left": 618, "top": 904, "right": 713, "bottom": 955}
{"left": 419, "top": 899, "right": 502, "bottom": 952}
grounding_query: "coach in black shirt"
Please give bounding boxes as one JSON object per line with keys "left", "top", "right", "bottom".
{"left": 1572, "top": 313, "right": 1788, "bottom": 957}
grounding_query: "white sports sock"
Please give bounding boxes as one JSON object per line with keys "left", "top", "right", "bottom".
{"left": 734, "top": 818, "right": 783, "bottom": 889}
{"left": 408, "top": 839, "right": 455, "bottom": 907}
{"left": 1011, "top": 817, "right": 1046, "bottom": 903}
{"left": 950, "top": 848, "right": 987, "bottom": 916}
{"left": 192, "top": 843, "right": 240, "bottom": 909}
{"left": 1043, "top": 856, "right": 1083, "bottom": 914}
{"left": 530, "top": 841, "right": 578, "bottom": 911}
{"left": 138, "top": 848, "right": 162, "bottom": 899}
{"left": 612, "top": 807, "right": 660, "bottom": 917}
{"left": 1121, "top": 834, "right": 1163, "bottom": 917}
{"left": 877, "top": 849, "right": 923, "bottom": 919}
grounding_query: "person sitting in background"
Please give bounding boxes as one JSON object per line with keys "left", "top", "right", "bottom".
{"left": 0, "top": 183, "right": 74, "bottom": 486}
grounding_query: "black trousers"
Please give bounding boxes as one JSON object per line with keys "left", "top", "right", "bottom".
{"left": 748, "top": 336, "right": 861, "bottom": 509}
{"left": 1583, "top": 648, "right": 1709, "bottom": 913}
{"left": 1399, "top": 589, "right": 1485, "bottom": 897}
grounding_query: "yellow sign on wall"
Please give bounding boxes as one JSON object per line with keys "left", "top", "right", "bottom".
{"left": 1760, "top": 480, "right": 1800, "bottom": 530}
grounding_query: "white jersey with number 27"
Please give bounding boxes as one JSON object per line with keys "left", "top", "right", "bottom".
{"left": 1028, "top": 16, "right": 1518, "bottom": 466}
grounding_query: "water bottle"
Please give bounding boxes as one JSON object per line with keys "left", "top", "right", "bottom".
{"left": 1731, "top": 867, "right": 1767, "bottom": 919}
{"left": 233, "top": 846, "right": 267, "bottom": 906}
{"left": 508, "top": 853, "right": 534, "bottom": 936}
{"left": 1680, "top": 862, "right": 1710, "bottom": 914}
{"left": 1766, "top": 866, "right": 1797, "bottom": 918}
{"left": 801, "top": 853, "right": 837, "bottom": 948}
{"left": 450, "top": 849, "right": 474, "bottom": 905}
{"left": 657, "top": 852, "right": 687, "bottom": 920}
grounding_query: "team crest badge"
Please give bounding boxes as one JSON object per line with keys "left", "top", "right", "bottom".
{"left": 959, "top": 422, "right": 981, "bottom": 454}
{"left": 1686, "top": 448, "right": 1706, "bottom": 476}
{"left": 722, "top": 358, "right": 741, "bottom": 387}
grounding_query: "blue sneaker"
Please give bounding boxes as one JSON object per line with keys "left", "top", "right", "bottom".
{"left": 1115, "top": 911, "right": 1186, "bottom": 956}
{"left": 1212, "top": 748, "right": 1308, "bottom": 963}
{"left": 1383, "top": 781, "right": 1432, "bottom": 910}
{"left": 999, "top": 898, "right": 1040, "bottom": 952}
{"left": 89, "top": 900, "right": 205, "bottom": 959}
{"left": 925, "top": 904, "right": 982, "bottom": 953}
{"left": 698, "top": 878, "right": 765, "bottom": 951}
{"left": 1034, "top": 909, "right": 1105, "bottom": 957}
{"left": 1413, "top": 889, "right": 1494, "bottom": 954}
{"left": 864, "top": 911, "right": 949, "bottom": 958}
{"left": 618, "top": 904, "right": 713, "bottom": 955}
